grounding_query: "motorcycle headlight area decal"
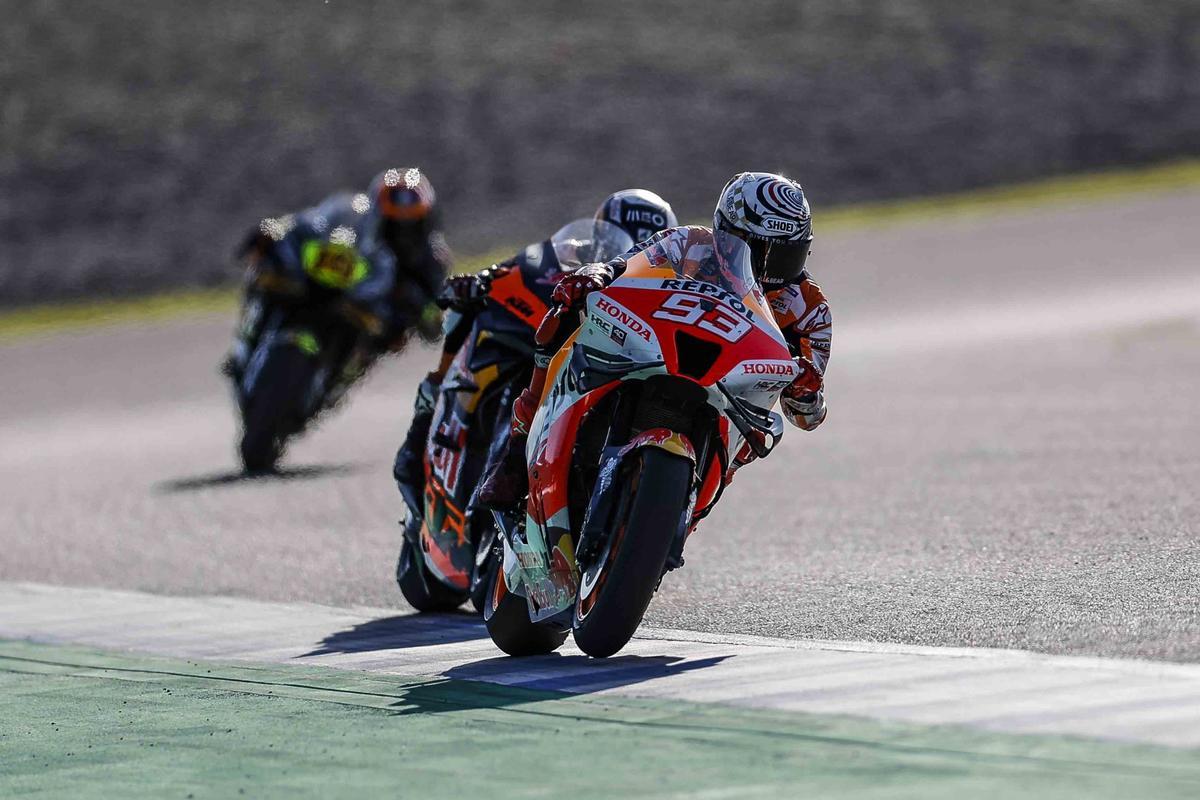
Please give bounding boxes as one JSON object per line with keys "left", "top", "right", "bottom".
{"left": 301, "top": 240, "right": 370, "bottom": 290}
{"left": 568, "top": 345, "right": 664, "bottom": 392}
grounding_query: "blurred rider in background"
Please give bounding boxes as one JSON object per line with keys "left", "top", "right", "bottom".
{"left": 224, "top": 167, "right": 452, "bottom": 382}
{"left": 476, "top": 171, "right": 833, "bottom": 509}
{"left": 392, "top": 189, "right": 678, "bottom": 502}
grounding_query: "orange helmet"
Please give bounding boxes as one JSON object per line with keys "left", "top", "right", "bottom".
{"left": 370, "top": 167, "right": 436, "bottom": 222}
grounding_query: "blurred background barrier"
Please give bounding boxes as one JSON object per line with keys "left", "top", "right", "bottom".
{"left": 2, "top": 0, "right": 1197, "bottom": 306}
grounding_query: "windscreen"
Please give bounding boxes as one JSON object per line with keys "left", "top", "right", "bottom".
{"left": 621, "top": 227, "right": 757, "bottom": 300}
{"left": 550, "top": 218, "right": 635, "bottom": 268}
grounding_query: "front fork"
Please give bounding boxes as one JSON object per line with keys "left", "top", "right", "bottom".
{"left": 491, "top": 508, "right": 528, "bottom": 601}
{"left": 576, "top": 427, "right": 698, "bottom": 573}
{"left": 496, "top": 427, "right": 699, "bottom": 622}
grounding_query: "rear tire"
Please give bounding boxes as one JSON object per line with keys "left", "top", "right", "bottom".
{"left": 239, "top": 343, "right": 316, "bottom": 473}
{"left": 573, "top": 447, "right": 692, "bottom": 658}
{"left": 396, "top": 538, "right": 466, "bottom": 613}
{"left": 484, "top": 560, "right": 568, "bottom": 656}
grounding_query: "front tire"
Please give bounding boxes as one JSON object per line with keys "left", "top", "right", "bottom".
{"left": 573, "top": 447, "right": 692, "bottom": 658}
{"left": 469, "top": 531, "right": 498, "bottom": 614}
{"left": 396, "top": 538, "right": 466, "bottom": 613}
{"left": 239, "top": 343, "right": 316, "bottom": 473}
{"left": 484, "top": 560, "right": 568, "bottom": 656}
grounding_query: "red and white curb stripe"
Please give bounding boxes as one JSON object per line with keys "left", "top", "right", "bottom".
{"left": 3, "top": 581, "right": 1200, "bottom": 748}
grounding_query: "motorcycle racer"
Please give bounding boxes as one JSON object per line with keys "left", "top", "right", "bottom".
{"left": 225, "top": 167, "right": 451, "bottom": 381}
{"left": 477, "top": 172, "right": 832, "bottom": 509}
{"left": 392, "top": 189, "right": 678, "bottom": 502}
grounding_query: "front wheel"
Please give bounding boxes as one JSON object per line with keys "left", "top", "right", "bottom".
{"left": 239, "top": 342, "right": 318, "bottom": 473}
{"left": 469, "top": 528, "right": 499, "bottom": 614}
{"left": 484, "top": 560, "right": 568, "bottom": 656}
{"left": 573, "top": 447, "right": 692, "bottom": 658}
{"left": 396, "top": 538, "right": 466, "bottom": 613}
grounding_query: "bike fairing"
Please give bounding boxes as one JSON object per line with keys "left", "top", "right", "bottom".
{"left": 255, "top": 191, "right": 443, "bottom": 335}
{"left": 404, "top": 220, "right": 637, "bottom": 598}
{"left": 417, "top": 328, "right": 518, "bottom": 590}
{"left": 501, "top": 226, "right": 824, "bottom": 623}
{"left": 448, "top": 218, "right": 639, "bottom": 353}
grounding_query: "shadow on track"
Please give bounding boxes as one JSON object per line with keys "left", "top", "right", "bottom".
{"left": 305, "top": 611, "right": 731, "bottom": 713}
{"left": 304, "top": 613, "right": 488, "bottom": 656}
{"left": 444, "top": 652, "right": 731, "bottom": 693}
{"left": 155, "top": 463, "right": 364, "bottom": 493}
{"left": 386, "top": 653, "right": 731, "bottom": 715}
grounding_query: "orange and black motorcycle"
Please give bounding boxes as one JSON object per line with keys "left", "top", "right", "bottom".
{"left": 395, "top": 220, "right": 634, "bottom": 612}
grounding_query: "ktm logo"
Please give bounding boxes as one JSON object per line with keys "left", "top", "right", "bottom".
{"left": 506, "top": 296, "right": 535, "bottom": 317}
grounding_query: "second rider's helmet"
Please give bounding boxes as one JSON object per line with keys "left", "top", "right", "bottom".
{"left": 368, "top": 167, "right": 438, "bottom": 258}
{"left": 713, "top": 172, "right": 813, "bottom": 287}
{"left": 594, "top": 188, "right": 678, "bottom": 245}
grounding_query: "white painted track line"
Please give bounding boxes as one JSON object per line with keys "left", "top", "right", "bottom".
{"left": 3, "top": 582, "right": 1200, "bottom": 747}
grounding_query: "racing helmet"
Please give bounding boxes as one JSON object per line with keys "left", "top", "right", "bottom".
{"left": 594, "top": 188, "right": 678, "bottom": 245}
{"left": 713, "top": 172, "right": 813, "bottom": 286}
{"left": 368, "top": 167, "right": 438, "bottom": 256}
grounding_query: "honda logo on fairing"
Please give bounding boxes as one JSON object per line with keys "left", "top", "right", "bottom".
{"left": 595, "top": 297, "right": 653, "bottom": 342}
{"left": 741, "top": 361, "right": 795, "bottom": 376}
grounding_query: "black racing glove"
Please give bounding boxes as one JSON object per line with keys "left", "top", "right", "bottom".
{"left": 435, "top": 264, "right": 512, "bottom": 311}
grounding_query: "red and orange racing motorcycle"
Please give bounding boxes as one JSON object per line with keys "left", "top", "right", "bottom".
{"left": 396, "top": 219, "right": 635, "bottom": 613}
{"left": 484, "top": 230, "right": 798, "bottom": 657}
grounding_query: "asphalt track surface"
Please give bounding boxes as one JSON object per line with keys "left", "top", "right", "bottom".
{"left": 3, "top": 189, "right": 1199, "bottom": 661}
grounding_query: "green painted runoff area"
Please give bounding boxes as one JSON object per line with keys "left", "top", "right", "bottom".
{"left": 2, "top": 640, "right": 1199, "bottom": 799}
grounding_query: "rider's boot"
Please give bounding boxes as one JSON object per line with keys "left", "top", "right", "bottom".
{"left": 393, "top": 374, "right": 442, "bottom": 503}
{"left": 477, "top": 300, "right": 581, "bottom": 511}
{"left": 476, "top": 379, "right": 542, "bottom": 511}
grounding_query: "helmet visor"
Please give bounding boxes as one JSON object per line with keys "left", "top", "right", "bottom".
{"left": 379, "top": 186, "right": 431, "bottom": 221}
{"left": 762, "top": 239, "right": 811, "bottom": 284}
